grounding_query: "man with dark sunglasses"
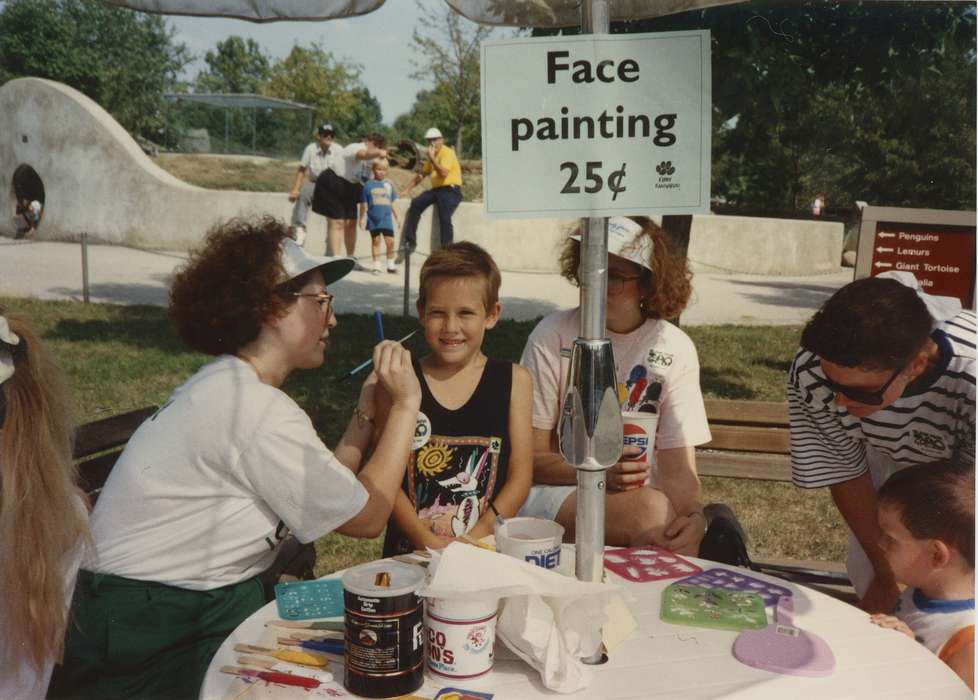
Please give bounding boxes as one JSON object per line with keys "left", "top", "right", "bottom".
{"left": 788, "top": 272, "right": 975, "bottom": 614}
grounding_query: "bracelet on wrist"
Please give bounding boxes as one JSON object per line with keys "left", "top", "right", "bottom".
{"left": 353, "top": 406, "right": 374, "bottom": 427}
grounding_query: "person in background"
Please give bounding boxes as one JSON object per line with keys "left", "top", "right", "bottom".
{"left": 376, "top": 241, "right": 533, "bottom": 555}
{"left": 870, "top": 460, "right": 974, "bottom": 691}
{"left": 359, "top": 158, "right": 401, "bottom": 275}
{"left": 519, "top": 217, "right": 712, "bottom": 555}
{"left": 319, "top": 132, "right": 388, "bottom": 259}
{"left": 0, "top": 310, "right": 88, "bottom": 699}
{"left": 288, "top": 123, "right": 340, "bottom": 247}
{"left": 16, "top": 197, "right": 42, "bottom": 238}
{"left": 399, "top": 127, "right": 463, "bottom": 253}
{"left": 789, "top": 271, "right": 975, "bottom": 613}
{"left": 50, "top": 217, "right": 421, "bottom": 700}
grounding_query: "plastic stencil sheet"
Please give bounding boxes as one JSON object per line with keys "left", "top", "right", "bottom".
{"left": 675, "top": 568, "right": 792, "bottom": 607}
{"left": 603, "top": 546, "right": 702, "bottom": 582}
{"left": 274, "top": 578, "right": 344, "bottom": 621}
{"left": 660, "top": 583, "right": 768, "bottom": 632}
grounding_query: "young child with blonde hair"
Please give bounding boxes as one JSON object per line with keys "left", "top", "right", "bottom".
{"left": 871, "top": 460, "right": 974, "bottom": 691}
{"left": 0, "top": 310, "right": 88, "bottom": 698}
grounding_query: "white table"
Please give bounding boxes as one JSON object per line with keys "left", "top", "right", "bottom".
{"left": 200, "top": 550, "right": 971, "bottom": 699}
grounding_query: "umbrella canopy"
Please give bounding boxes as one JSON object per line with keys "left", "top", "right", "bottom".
{"left": 100, "top": 0, "right": 742, "bottom": 25}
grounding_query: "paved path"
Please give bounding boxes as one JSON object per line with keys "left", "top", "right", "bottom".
{"left": 0, "top": 238, "right": 854, "bottom": 325}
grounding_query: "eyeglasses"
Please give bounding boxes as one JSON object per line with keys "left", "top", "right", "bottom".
{"left": 818, "top": 365, "right": 904, "bottom": 406}
{"left": 607, "top": 272, "right": 645, "bottom": 294}
{"left": 293, "top": 292, "right": 334, "bottom": 316}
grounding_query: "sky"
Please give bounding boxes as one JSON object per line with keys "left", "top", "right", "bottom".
{"left": 169, "top": 2, "right": 435, "bottom": 126}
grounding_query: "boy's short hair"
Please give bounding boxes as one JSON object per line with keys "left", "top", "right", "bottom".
{"left": 372, "top": 158, "right": 389, "bottom": 172}
{"left": 801, "top": 277, "right": 932, "bottom": 370}
{"left": 418, "top": 241, "right": 501, "bottom": 312}
{"left": 878, "top": 460, "right": 975, "bottom": 569}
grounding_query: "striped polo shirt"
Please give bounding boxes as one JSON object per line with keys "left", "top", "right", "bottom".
{"left": 789, "top": 310, "right": 976, "bottom": 489}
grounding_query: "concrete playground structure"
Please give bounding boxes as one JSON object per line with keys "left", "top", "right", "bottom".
{"left": 1, "top": 78, "right": 843, "bottom": 275}
{"left": 0, "top": 77, "right": 291, "bottom": 250}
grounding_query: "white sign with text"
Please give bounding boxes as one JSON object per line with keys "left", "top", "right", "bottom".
{"left": 481, "top": 31, "right": 711, "bottom": 219}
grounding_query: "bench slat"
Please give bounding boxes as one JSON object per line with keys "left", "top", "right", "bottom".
{"left": 703, "top": 425, "right": 790, "bottom": 454}
{"left": 704, "top": 399, "right": 788, "bottom": 426}
{"left": 76, "top": 451, "right": 123, "bottom": 495}
{"left": 74, "top": 406, "right": 156, "bottom": 459}
{"left": 696, "top": 450, "right": 792, "bottom": 481}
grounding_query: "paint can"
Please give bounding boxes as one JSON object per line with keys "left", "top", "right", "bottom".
{"left": 424, "top": 596, "right": 498, "bottom": 680}
{"left": 342, "top": 561, "right": 425, "bottom": 698}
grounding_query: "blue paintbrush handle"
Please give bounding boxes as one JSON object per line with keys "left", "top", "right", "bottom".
{"left": 298, "top": 638, "right": 345, "bottom": 654}
{"left": 373, "top": 311, "right": 384, "bottom": 341}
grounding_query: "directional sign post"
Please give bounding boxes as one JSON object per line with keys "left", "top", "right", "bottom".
{"left": 480, "top": 31, "right": 711, "bottom": 219}
{"left": 856, "top": 206, "right": 976, "bottom": 308}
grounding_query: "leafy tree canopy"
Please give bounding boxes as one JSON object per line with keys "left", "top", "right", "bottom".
{"left": 195, "top": 36, "right": 270, "bottom": 94}
{"left": 0, "top": 0, "right": 190, "bottom": 140}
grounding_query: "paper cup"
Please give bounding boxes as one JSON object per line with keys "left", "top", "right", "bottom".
{"left": 424, "top": 596, "right": 498, "bottom": 679}
{"left": 494, "top": 517, "right": 564, "bottom": 570}
{"left": 622, "top": 411, "right": 658, "bottom": 484}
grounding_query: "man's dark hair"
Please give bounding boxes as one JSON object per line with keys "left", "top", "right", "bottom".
{"left": 800, "top": 277, "right": 932, "bottom": 370}
{"left": 366, "top": 132, "right": 387, "bottom": 149}
{"left": 878, "top": 460, "right": 975, "bottom": 569}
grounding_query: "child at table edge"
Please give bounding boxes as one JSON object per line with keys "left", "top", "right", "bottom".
{"left": 870, "top": 460, "right": 974, "bottom": 691}
{"left": 373, "top": 241, "right": 533, "bottom": 554}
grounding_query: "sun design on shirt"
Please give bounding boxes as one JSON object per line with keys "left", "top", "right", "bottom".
{"left": 416, "top": 441, "right": 454, "bottom": 477}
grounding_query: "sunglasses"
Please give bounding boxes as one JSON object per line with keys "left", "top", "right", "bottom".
{"left": 818, "top": 365, "right": 904, "bottom": 406}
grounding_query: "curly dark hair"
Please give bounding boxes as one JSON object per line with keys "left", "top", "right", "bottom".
{"left": 558, "top": 217, "right": 692, "bottom": 320}
{"left": 878, "top": 460, "right": 975, "bottom": 569}
{"left": 800, "top": 277, "right": 932, "bottom": 370}
{"left": 169, "top": 217, "right": 311, "bottom": 356}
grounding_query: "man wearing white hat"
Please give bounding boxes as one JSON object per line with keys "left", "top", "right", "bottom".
{"left": 789, "top": 272, "right": 975, "bottom": 613}
{"left": 398, "top": 127, "right": 463, "bottom": 252}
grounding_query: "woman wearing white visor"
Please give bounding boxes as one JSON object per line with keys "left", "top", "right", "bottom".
{"left": 51, "top": 217, "right": 421, "bottom": 700}
{"left": 519, "top": 216, "right": 712, "bottom": 555}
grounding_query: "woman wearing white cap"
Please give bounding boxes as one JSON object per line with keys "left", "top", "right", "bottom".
{"left": 519, "top": 216, "right": 712, "bottom": 555}
{"left": 51, "top": 217, "right": 421, "bottom": 700}
{"left": 399, "top": 126, "right": 464, "bottom": 250}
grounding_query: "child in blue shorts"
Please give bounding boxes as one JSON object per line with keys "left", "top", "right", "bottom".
{"left": 359, "top": 158, "right": 400, "bottom": 274}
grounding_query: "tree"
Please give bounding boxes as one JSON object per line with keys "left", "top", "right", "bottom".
{"left": 407, "top": 1, "right": 491, "bottom": 157}
{"left": 619, "top": 2, "right": 976, "bottom": 215}
{"left": 195, "top": 36, "right": 270, "bottom": 94}
{"left": 0, "top": 0, "right": 190, "bottom": 140}
{"left": 262, "top": 42, "right": 382, "bottom": 143}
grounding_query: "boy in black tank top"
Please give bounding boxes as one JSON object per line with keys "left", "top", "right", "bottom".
{"left": 374, "top": 242, "right": 534, "bottom": 556}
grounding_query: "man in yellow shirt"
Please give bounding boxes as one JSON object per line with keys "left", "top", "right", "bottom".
{"left": 399, "top": 127, "right": 463, "bottom": 251}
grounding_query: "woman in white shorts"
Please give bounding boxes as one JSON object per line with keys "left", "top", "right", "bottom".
{"left": 519, "top": 217, "right": 712, "bottom": 555}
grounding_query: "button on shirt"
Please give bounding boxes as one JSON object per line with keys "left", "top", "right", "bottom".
{"left": 300, "top": 141, "right": 342, "bottom": 181}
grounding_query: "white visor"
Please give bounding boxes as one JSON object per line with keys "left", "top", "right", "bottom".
{"left": 571, "top": 217, "right": 652, "bottom": 272}
{"left": 280, "top": 238, "right": 355, "bottom": 286}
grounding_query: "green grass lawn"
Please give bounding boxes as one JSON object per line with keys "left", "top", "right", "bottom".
{"left": 1, "top": 296, "right": 847, "bottom": 574}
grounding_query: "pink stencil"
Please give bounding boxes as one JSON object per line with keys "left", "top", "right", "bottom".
{"left": 733, "top": 597, "right": 835, "bottom": 677}
{"left": 603, "top": 546, "right": 703, "bottom": 582}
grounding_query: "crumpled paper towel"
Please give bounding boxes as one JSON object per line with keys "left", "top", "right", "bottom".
{"left": 421, "top": 542, "right": 634, "bottom": 693}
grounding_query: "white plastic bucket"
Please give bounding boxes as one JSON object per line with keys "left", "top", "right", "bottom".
{"left": 424, "top": 596, "right": 498, "bottom": 680}
{"left": 494, "top": 517, "right": 564, "bottom": 570}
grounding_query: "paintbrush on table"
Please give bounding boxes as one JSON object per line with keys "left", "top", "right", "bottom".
{"left": 278, "top": 636, "right": 345, "bottom": 655}
{"left": 236, "top": 655, "right": 334, "bottom": 684}
{"left": 267, "top": 619, "right": 345, "bottom": 633}
{"left": 221, "top": 665, "right": 322, "bottom": 689}
{"left": 233, "top": 643, "right": 329, "bottom": 668}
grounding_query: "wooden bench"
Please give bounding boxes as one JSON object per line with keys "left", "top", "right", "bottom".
{"left": 695, "top": 399, "right": 856, "bottom": 603}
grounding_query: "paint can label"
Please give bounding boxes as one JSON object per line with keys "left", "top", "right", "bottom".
{"left": 424, "top": 598, "right": 498, "bottom": 680}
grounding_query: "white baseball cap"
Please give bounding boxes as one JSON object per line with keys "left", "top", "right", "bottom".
{"left": 571, "top": 217, "right": 653, "bottom": 272}
{"left": 424, "top": 127, "right": 443, "bottom": 140}
{"left": 280, "top": 238, "right": 355, "bottom": 286}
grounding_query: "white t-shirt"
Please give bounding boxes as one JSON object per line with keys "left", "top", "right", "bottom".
{"left": 894, "top": 586, "right": 975, "bottom": 656}
{"left": 336, "top": 142, "right": 369, "bottom": 183}
{"left": 299, "top": 141, "right": 343, "bottom": 181}
{"left": 521, "top": 309, "right": 712, "bottom": 451}
{"left": 89, "top": 355, "right": 368, "bottom": 590}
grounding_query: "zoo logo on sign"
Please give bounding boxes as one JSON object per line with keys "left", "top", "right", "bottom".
{"left": 647, "top": 349, "right": 674, "bottom": 368}
{"left": 622, "top": 422, "right": 650, "bottom": 462}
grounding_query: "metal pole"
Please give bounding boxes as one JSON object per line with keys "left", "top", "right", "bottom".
{"left": 81, "top": 232, "right": 90, "bottom": 304}
{"left": 225, "top": 108, "right": 229, "bottom": 153}
{"left": 253, "top": 107, "right": 257, "bottom": 154}
{"left": 402, "top": 252, "right": 411, "bottom": 318}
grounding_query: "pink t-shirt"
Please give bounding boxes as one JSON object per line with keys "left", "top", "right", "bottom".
{"left": 520, "top": 309, "right": 711, "bottom": 451}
